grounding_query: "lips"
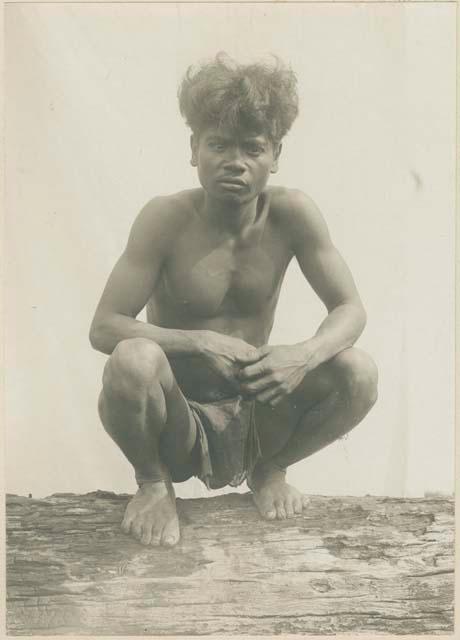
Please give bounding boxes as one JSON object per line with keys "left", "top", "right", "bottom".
{"left": 217, "top": 177, "right": 246, "bottom": 187}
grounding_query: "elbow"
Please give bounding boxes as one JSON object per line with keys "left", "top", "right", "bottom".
{"left": 357, "top": 304, "right": 367, "bottom": 335}
{"left": 89, "top": 323, "right": 100, "bottom": 351}
{"left": 89, "top": 316, "right": 106, "bottom": 352}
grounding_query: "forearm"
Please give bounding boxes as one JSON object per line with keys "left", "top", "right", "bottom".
{"left": 298, "top": 303, "right": 366, "bottom": 368}
{"left": 89, "top": 312, "right": 207, "bottom": 357}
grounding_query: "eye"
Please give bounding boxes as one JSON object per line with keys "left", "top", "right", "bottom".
{"left": 245, "top": 144, "right": 264, "bottom": 156}
{"left": 209, "top": 141, "right": 226, "bottom": 152}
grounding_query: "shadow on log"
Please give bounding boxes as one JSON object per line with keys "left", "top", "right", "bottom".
{"left": 6, "top": 491, "right": 455, "bottom": 635}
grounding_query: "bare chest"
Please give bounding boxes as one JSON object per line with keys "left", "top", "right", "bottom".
{"left": 161, "top": 236, "right": 287, "bottom": 317}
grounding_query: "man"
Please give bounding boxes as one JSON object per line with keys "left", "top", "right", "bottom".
{"left": 90, "top": 54, "right": 378, "bottom": 548}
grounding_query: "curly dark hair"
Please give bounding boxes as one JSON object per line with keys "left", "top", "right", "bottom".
{"left": 178, "top": 53, "right": 299, "bottom": 145}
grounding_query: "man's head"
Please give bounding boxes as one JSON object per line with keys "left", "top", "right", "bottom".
{"left": 178, "top": 53, "right": 299, "bottom": 201}
{"left": 178, "top": 52, "right": 299, "bottom": 147}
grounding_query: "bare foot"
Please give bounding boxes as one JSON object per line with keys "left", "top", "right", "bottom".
{"left": 121, "top": 481, "right": 180, "bottom": 547}
{"left": 249, "top": 463, "right": 310, "bottom": 521}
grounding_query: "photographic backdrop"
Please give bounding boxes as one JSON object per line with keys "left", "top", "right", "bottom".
{"left": 5, "top": 2, "right": 455, "bottom": 499}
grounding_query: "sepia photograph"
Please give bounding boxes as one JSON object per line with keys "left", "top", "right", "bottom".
{"left": 4, "top": 0, "right": 457, "bottom": 636}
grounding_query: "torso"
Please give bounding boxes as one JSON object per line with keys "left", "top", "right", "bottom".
{"left": 147, "top": 187, "right": 295, "bottom": 400}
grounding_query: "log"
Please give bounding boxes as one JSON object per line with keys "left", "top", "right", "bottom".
{"left": 6, "top": 491, "right": 455, "bottom": 635}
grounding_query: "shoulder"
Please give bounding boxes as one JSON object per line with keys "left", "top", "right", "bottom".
{"left": 134, "top": 189, "right": 196, "bottom": 230}
{"left": 267, "top": 186, "right": 330, "bottom": 250}
{"left": 130, "top": 191, "right": 193, "bottom": 241}
{"left": 126, "top": 189, "right": 197, "bottom": 257}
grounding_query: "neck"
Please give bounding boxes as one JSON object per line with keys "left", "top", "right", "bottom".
{"left": 201, "top": 191, "right": 261, "bottom": 234}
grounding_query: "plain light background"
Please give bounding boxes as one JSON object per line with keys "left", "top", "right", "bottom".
{"left": 5, "top": 2, "right": 456, "bottom": 499}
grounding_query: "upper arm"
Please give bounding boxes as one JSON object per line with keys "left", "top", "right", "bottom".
{"left": 92, "top": 197, "right": 174, "bottom": 321}
{"left": 287, "top": 190, "right": 364, "bottom": 312}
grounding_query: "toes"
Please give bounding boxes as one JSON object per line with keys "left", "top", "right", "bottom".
{"left": 131, "top": 521, "right": 143, "bottom": 541}
{"left": 162, "top": 537, "right": 178, "bottom": 548}
{"left": 150, "top": 527, "right": 163, "bottom": 546}
{"left": 161, "top": 518, "right": 180, "bottom": 547}
{"left": 121, "top": 516, "right": 132, "bottom": 534}
{"left": 261, "top": 501, "right": 277, "bottom": 520}
{"left": 293, "top": 498, "right": 303, "bottom": 514}
{"left": 285, "top": 501, "right": 295, "bottom": 519}
{"left": 253, "top": 493, "right": 276, "bottom": 521}
{"left": 254, "top": 486, "right": 308, "bottom": 521}
{"left": 140, "top": 526, "right": 153, "bottom": 546}
{"left": 121, "top": 507, "right": 135, "bottom": 534}
{"left": 275, "top": 502, "right": 286, "bottom": 520}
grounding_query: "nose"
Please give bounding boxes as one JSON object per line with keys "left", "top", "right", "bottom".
{"left": 222, "top": 146, "right": 245, "bottom": 172}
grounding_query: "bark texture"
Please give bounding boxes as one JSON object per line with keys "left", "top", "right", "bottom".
{"left": 6, "top": 491, "right": 455, "bottom": 635}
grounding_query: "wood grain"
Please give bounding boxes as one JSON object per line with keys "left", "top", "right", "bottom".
{"left": 6, "top": 491, "right": 455, "bottom": 635}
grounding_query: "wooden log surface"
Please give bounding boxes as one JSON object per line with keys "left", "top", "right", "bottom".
{"left": 6, "top": 491, "right": 455, "bottom": 635}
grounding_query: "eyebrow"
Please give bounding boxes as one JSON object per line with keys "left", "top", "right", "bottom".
{"left": 206, "top": 135, "right": 266, "bottom": 144}
{"left": 206, "top": 135, "right": 229, "bottom": 142}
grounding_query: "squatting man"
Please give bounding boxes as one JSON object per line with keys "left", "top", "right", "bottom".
{"left": 90, "top": 54, "right": 378, "bottom": 547}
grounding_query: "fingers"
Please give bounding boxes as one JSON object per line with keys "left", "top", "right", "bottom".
{"left": 235, "top": 347, "right": 264, "bottom": 365}
{"left": 239, "top": 357, "right": 269, "bottom": 379}
{"left": 255, "top": 384, "right": 284, "bottom": 406}
{"left": 240, "top": 375, "right": 275, "bottom": 395}
{"left": 238, "top": 344, "right": 273, "bottom": 373}
{"left": 257, "top": 344, "right": 271, "bottom": 357}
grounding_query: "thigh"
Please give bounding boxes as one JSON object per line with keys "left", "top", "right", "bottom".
{"left": 254, "top": 357, "right": 340, "bottom": 460}
{"left": 99, "top": 338, "right": 201, "bottom": 482}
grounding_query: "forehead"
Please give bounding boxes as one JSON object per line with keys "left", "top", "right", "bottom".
{"left": 200, "top": 126, "right": 269, "bottom": 143}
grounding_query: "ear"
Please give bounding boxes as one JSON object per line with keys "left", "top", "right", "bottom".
{"left": 270, "top": 142, "right": 282, "bottom": 174}
{"left": 190, "top": 134, "right": 198, "bottom": 167}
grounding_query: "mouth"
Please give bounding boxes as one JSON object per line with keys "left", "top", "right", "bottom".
{"left": 218, "top": 176, "right": 246, "bottom": 187}
{"left": 217, "top": 178, "right": 247, "bottom": 190}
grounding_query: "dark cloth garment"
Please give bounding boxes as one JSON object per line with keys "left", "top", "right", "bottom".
{"left": 188, "top": 395, "right": 262, "bottom": 490}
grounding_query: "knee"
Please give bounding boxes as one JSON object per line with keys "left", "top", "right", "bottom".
{"left": 102, "top": 338, "right": 170, "bottom": 401}
{"left": 333, "top": 348, "right": 378, "bottom": 415}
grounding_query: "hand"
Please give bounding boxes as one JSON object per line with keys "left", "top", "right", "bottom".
{"left": 238, "top": 342, "right": 318, "bottom": 406}
{"left": 200, "top": 331, "right": 262, "bottom": 393}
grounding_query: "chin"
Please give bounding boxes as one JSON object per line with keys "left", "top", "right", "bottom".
{"left": 212, "top": 190, "right": 248, "bottom": 203}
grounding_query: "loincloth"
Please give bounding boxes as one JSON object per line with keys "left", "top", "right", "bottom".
{"left": 188, "top": 396, "right": 262, "bottom": 490}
